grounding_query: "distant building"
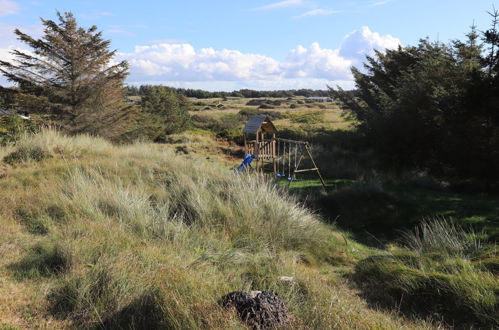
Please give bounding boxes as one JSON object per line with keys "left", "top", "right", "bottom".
{"left": 305, "top": 97, "right": 333, "bottom": 103}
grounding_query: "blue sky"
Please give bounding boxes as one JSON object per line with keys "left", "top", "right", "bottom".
{"left": 1, "top": 0, "right": 498, "bottom": 90}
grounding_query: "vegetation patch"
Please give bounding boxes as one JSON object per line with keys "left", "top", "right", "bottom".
{"left": 353, "top": 220, "right": 498, "bottom": 327}
{"left": 11, "top": 241, "right": 70, "bottom": 279}
{"left": 3, "top": 145, "right": 51, "bottom": 165}
{"left": 14, "top": 206, "right": 51, "bottom": 235}
{"left": 0, "top": 115, "right": 38, "bottom": 146}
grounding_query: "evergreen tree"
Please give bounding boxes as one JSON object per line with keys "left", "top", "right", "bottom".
{"left": 0, "top": 12, "right": 129, "bottom": 138}
{"left": 139, "top": 86, "right": 190, "bottom": 141}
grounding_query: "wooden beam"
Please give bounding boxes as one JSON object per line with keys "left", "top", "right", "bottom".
{"left": 293, "top": 168, "right": 318, "bottom": 173}
{"left": 305, "top": 144, "right": 327, "bottom": 189}
{"left": 275, "top": 138, "right": 309, "bottom": 145}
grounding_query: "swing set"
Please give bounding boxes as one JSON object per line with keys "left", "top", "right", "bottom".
{"left": 242, "top": 115, "right": 326, "bottom": 189}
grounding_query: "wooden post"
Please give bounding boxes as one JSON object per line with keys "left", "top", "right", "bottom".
{"left": 244, "top": 133, "right": 247, "bottom": 155}
{"left": 272, "top": 134, "right": 276, "bottom": 174}
{"left": 255, "top": 131, "right": 259, "bottom": 171}
{"left": 306, "top": 144, "right": 327, "bottom": 190}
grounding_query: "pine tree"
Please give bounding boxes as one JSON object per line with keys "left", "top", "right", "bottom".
{"left": 0, "top": 12, "right": 129, "bottom": 138}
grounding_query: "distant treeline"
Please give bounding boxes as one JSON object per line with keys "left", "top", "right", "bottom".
{"left": 124, "top": 85, "right": 332, "bottom": 98}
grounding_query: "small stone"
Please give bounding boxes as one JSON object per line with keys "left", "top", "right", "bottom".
{"left": 278, "top": 276, "right": 294, "bottom": 282}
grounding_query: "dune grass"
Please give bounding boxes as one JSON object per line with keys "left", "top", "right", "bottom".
{"left": 0, "top": 129, "right": 437, "bottom": 329}
{"left": 354, "top": 219, "right": 498, "bottom": 327}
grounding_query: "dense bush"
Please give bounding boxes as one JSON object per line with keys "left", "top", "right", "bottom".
{"left": 0, "top": 115, "right": 38, "bottom": 145}
{"left": 138, "top": 86, "right": 191, "bottom": 141}
{"left": 332, "top": 13, "right": 499, "bottom": 190}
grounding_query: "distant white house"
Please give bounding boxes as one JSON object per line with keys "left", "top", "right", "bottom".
{"left": 305, "top": 97, "right": 333, "bottom": 103}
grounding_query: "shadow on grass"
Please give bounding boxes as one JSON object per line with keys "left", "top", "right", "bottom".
{"left": 288, "top": 179, "right": 499, "bottom": 244}
{"left": 8, "top": 241, "right": 70, "bottom": 280}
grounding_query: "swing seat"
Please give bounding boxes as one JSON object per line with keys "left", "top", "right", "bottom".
{"left": 287, "top": 177, "right": 293, "bottom": 181}
{"left": 276, "top": 173, "right": 285, "bottom": 178}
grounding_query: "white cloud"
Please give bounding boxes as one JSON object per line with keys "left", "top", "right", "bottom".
{"left": 0, "top": 0, "right": 20, "bottom": 16}
{"left": 294, "top": 9, "right": 339, "bottom": 18}
{"left": 1, "top": 24, "right": 399, "bottom": 91}
{"left": 118, "top": 26, "right": 400, "bottom": 90}
{"left": 369, "top": 0, "right": 394, "bottom": 7}
{"left": 0, "top": 23, "right": 42, "bottom": 85}
{"left": 339, "top": 26, "right": 400, "bottom": 64}
{"left": 283, "top": 43, "right": 353, "bottom": 80}
{"left": 121, "top": 43, "right": 281, "bottom": 82}
{"left": 252, "top": 0, "right": 305, "bottom": 11}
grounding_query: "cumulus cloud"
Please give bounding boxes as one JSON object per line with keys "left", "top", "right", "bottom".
{"left": 121, "top": 43, "right": 281, "bottom": 82}
{"left": 294, "top": 9, "right": 339, "bottom": 18}
{"left": 283, "top": 43, "right": 353, "bottom": 80}
{"left": 1, "top": 24, "right": 399, "bottom": 90}
{"left": 119, "top": 26, "right": 400, "bottom": 90}
{"left": 252, "top": 0, "right": 305, "bottom": 11}
{"left": 0, "top": 0, "right": 20, "bottom": 16}
{"left": 339, "top": 26, "right": 400, "bottom": 64}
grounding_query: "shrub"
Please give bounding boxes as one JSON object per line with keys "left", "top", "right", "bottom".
{"left": 3, "top": 145, "right": 51, "bottom": 165}
{"left": 0, "top": 115, "right": 38, "bottom": 146}
{"left": 258, "top": 104, "right": 275, "bottom": 109}
{"left": 139, "top": 86, "right": 191, "bottom": 141}
{"left": 238, "top": 108, "right": 285, "bottom": 120}
{"left": 290, "top": 112, "right": 323, "bottom": 124}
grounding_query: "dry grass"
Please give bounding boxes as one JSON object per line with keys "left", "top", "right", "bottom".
{"left": 0, "top": 129, "right": 434, "bottom": 329}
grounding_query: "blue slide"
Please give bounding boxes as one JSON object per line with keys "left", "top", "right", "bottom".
{"left": 234, "top": 154, "right": 255, "bottom": 172}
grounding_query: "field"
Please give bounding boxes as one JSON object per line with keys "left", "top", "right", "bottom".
{"left": 189, "top": 96, "right": 354, "bottom": 131}
{"left": 0, "top": 99, "right": 497, "bottom": 329}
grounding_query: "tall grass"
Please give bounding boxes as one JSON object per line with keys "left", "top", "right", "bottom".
{"left": 400, "top": 217, "right": 482, "bottom": 257}
{"left": 0, "top": 129, "right": 432, "bottom": 329}
{"left": 354, "top": 218, "right": 498, "bottom": 327}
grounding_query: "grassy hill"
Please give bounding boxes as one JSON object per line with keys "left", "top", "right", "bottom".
{"left": 0, "top": 129, "right": 496, "bottom": 329}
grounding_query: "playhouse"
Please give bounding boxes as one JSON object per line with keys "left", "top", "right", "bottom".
{"left": 240, "top": 114, "right": 326, "bottom": 188}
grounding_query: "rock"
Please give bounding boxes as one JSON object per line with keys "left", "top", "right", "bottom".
{"left": 278, "top": 276, "right": 294, "bottom": 282}
{"left": 220, "top": 291, "right": 292, "bottom": 329}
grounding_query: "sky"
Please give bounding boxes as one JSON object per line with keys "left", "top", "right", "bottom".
{"left": 1, "top": 0, "right": 498, "bottom": 91}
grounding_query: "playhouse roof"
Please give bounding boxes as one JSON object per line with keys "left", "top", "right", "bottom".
{"left": 243, "top": 115, "right": 277, "bottom": 134}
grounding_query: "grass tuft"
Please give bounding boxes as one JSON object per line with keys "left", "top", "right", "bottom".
{"left": 354, "top": 219, "right": 498, "bottom": 327}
